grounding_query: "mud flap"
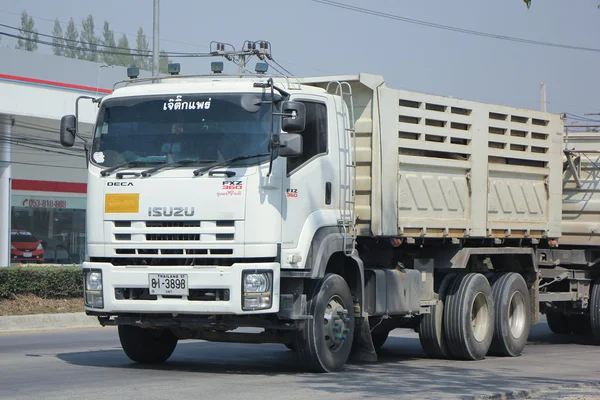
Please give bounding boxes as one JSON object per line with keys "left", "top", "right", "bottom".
{"left": 350, "top": 315, "right": 378, "bottom": 362}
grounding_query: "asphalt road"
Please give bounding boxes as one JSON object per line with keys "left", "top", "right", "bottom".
{"left": 1, "top": 318, "right": 599, "bottom": 400}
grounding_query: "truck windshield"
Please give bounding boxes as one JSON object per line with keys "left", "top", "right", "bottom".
{"left": 91, "top": 93, "right": 275, "bottom": 168}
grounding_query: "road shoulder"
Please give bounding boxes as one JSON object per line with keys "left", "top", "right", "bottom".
{"left": 0, "top": 312, "right": 99, "bottom": 333}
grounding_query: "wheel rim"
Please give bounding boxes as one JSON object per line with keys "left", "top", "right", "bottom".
{"left": 471, "top": 292, "right": 490, "bottom": 342}
{"left": 508, "top": 291, "right": 526, "bottom": 339}
{"left": 323, "top": 295, "right": 351, "bottom": 352}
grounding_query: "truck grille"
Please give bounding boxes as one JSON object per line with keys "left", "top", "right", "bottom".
{"left": 111, "top": 220, "right": 236, "bottom": 242}
{"left": 105, "top": 220, "right": 247, "bottom": 265}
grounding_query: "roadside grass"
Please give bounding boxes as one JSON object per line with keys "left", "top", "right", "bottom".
{"left": 0, "top": 294, "right": 84, "bottom": 316}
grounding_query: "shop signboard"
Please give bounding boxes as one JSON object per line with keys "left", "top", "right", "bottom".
{"left": 11, "top": 195, "right": 86, "bottom": 210}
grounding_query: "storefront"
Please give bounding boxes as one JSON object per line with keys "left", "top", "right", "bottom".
{"left": 10, "top": 180, "right": 86, "bottom": 265}
{"left": 0, "top": 46, "right": 147, "bottom": 266}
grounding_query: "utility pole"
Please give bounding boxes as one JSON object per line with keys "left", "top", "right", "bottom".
{"left": 540, "top": 82, "right": 547, "bottom": 112}
{"left": 238, "top": 55, "right": 247, "bottom": 75}
{"left": 152, "top": 0, "right": 160, "bottom": 76}
{"left": 0, "top": 116, "right": 12, "bottom": 267}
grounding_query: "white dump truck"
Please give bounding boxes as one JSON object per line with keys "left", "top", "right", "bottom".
{"left": 59, "top": 52, "right": 600, "bottom": 372}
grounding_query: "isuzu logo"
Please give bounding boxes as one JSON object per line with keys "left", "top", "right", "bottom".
{"left": 148, "top": 207, "right": 195, "bottom": 217}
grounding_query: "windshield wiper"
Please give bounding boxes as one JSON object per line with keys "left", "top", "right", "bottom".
{"left": 100, "top": 160, "right": 154, "bottom": 177}
{"left": 140, "top": 159, "right": 211, "bottom": 177}
{"left": 193, "top": 153, "right": 270, "bottom": 176}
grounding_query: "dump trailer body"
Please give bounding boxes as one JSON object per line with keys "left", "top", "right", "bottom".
{"left": 302, "top": 73, "right": 565, "bottom": 240}
{"left": 561, "top": 130, "right": 600, "bottom": 247}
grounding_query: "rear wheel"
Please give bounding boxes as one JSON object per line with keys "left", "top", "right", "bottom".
{"left": 546, "top": 311, "right": 570, "bottom": 334}
{"left": 444, "top": 273, "right": 495, "bottom": 360}
{"left": 284, "top": 339, "right": 296, "bottom": 351}
{"left": 118, "top": 325, "right": 178, "bottom": 364}
{"left": 419, "top": 273, "right": 456, "bottom": 359}
{"left": 590, "top": 278, "right": 600, "bottom": 343}
{"left": 295, "top": 274, "right": 355, "bottom": 372}
{"left": 489, "top": 273, "right": 531, "bottom": 357}
{"left": 568, "top": 314, "right": 591, "bottom": 336}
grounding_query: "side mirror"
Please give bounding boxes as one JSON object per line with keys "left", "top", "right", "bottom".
{"left": 281, "top": 101, "right": 306, "bottom": 133}
{"left": 278, "top": 133, "right": 303, "bottom": 157}
{"left": 60, "top": 115, "right": 77, "bottom": 147}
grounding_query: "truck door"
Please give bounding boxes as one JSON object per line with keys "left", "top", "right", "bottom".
{"left": 281, "top": 98, "right": 338, "bottom": 268}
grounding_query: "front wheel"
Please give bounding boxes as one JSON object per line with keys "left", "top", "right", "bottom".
{"left": 118, "top": 325, "right": 178, "bottom": 364}
{"left": 295, "top": 274, "right": 355, "bottom": 373}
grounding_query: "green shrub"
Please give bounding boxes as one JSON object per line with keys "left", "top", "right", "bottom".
{"left": 0, "top": 266, "right": 83, "bottom": 299}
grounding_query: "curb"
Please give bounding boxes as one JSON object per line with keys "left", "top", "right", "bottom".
{"left": 0, "top": 312, "right": 101, "bottom": 333}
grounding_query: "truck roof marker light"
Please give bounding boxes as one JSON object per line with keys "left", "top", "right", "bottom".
{"left": 127, "top": 66, "right": 139, "bottom": 79}
{"left": 255, "top": 62, "right": 268, "bottom": 74}
{"left": 211, "top": 61, "right": 224, "bottom": 74}
{"left": 168, "top": 63, "right": 181, "bottom": 75}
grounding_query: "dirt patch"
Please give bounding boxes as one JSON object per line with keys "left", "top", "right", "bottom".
{"left": 0, "top": 294, "right": 84, "bottom": 316}
{"left": 525, "top": 383, "right": 600, "bottom": 399}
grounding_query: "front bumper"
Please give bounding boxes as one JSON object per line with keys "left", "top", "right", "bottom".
{"left": 11, "top": 251, "right": 44, "bottom": 262}
{"left": 84, "top": 261, "right": 280, "bottom": 315}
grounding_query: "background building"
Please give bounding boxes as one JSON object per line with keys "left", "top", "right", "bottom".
{"left": 0, "top": 47, "right": 150, "bottom": 265}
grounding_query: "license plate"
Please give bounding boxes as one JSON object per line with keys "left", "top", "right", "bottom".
{"left": 148, "top": 274, "right": 189, "bottom": 296}
{"left": 23, "top": 252, "right": 32, "bottom": 257}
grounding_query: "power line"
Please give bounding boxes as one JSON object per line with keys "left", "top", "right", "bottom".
{"left": 565, "top": 113, "right": 600, "bottom": 123}
{"left": 0, "top": 22, "right": 149, "bottom": 54}
{"left": 2, "top": 22, "right": 305, "bottom": 75}
{"left": 269, "top": 59, "right": 294, "bottom": 77}
{"left": 0, "top": 31, "right": 158, "bottom": 58}
{"left": 312, "top": 0, "right": 600, "bottom": 54}
{"left": 0, "top": 9, "right": 209, "bottom": 50}
{"left": 0, "top": 159, "right": 87, "bottom": 170}
{"left": 0, "top": 30, "right": 233, "bottom": 60}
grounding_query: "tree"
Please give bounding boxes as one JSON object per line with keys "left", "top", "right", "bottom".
{"left": 80, "top": 15, "right": 99, "bottom": 62}
{"left": 63, "top": 18, "right": 79, "bottom": 58}
{"left": 16, "top": 11, "right": 38, "bottom": 51}
{"left": 135, "top": 27, "right": 151, "bottom": 70}
{"left": 116, "top": 34, "right": 134, "bottom": 67}
{"left": 159, "top": 50, "right": 173, "bottom": 74}
{"left": 101, "top": 21, "right": 116, "bottom": 65}
{"left": 52, "top": 19, "right": 64, "bottom": 56}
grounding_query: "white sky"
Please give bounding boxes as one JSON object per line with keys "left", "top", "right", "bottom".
{"left": 1, "top": 0, "right": 599, "bottom": 117}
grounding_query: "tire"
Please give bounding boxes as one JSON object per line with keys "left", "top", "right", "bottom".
{"left": 590, "top": 278, "right": 600, "bottom": 343}
{"left": 371, "top": 331, "right": 389, "bottom": 352}
{"left": 419, "top": 273, "right": 456, "bottom": 359}
{"left": 489, "top": 273, "right": 531, "bottom": 357}
{"left": 284, "top": 341, "right": 296, "bottom": 351}
{"left": 568, "top": 314, "right": 591, "bottom": 336}
{"left": 546, "top": 311, "right": 569, "bottom": 334}
{"left": 118, "top": 325, "right": 178, "bottom": 364}
{"left": 444, "top": 273, "right": 495, "bottom": 360}
{"left": 295, "top": 273, "right": 355, "bottom": 373}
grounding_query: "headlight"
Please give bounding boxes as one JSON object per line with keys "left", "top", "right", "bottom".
{"left": 36, "top": 243, "right": 43, "bottom": 251}
{"left": 84, "top": 270, "right": 103, "bottom": 308}
{"left": 244, "top": 273, "right": 270, "bottom": 293}
{"left": 10, "top": 245, "right": 16, "bottom": 250}
{"left": 242, "top": 271, "right": 273, "bottom": 311}
{"left": 86, "top": 271, "right": 103, "bottom": 291}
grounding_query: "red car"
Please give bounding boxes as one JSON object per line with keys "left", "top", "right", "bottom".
{"left": 11, "top": 230, "right": 45, "bottom": 263}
